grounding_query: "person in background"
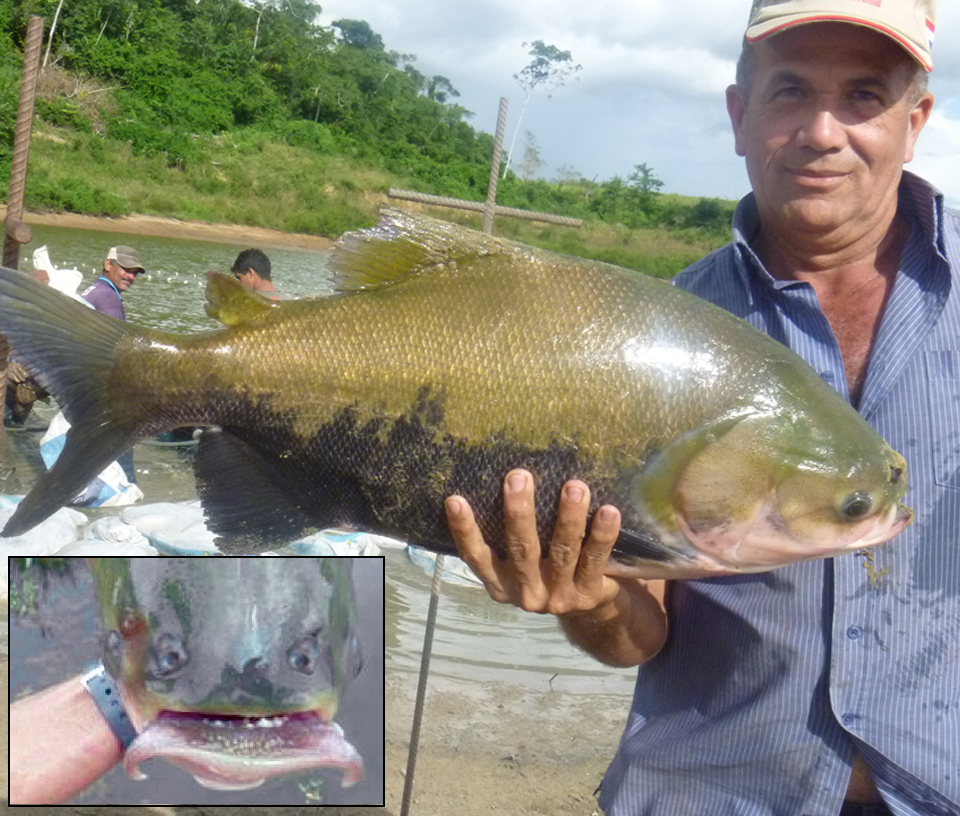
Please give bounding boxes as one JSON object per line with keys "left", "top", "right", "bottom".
{"left": 80, "top": 245, "right": 144, "bottom": 482}
{"left": 80, "top": 245, "right": 144, "bottom": 321}
{"left": 231, "top": 248, "right": 286, "bottom": 299}
{"left": 445, "top": 1, "right": 959, "bottom": 815}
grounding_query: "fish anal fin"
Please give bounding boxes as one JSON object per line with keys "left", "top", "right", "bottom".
{"left": 194, "top": 427, "right": 319, "bottom": 549}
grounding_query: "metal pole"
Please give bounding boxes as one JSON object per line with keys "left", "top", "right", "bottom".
{"left": 482, "top": 98, "right": 509, "bottom": 234}
{"left": 399, "top": 553, "right": 445, "bottom": 816}
{"left": 4, "top": 15, "right": 43, "bottom": 270}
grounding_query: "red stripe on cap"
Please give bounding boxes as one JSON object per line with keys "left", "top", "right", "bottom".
{"left": 746, "top": 14, "right": 932, "bottom": 70}
{"left": 926, "top": 19, "right": 935, "bottom": 33}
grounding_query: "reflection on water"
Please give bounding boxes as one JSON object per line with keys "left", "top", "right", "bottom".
{"left": 20, "top": 224, "right": 335, "bottom": 333}
{"left": 383, "top": 549, "right": 635, "bottom": 697}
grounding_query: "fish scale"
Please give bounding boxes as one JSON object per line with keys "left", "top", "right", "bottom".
{"left": 0, "top": 210, "right": 910, "bottom": 575}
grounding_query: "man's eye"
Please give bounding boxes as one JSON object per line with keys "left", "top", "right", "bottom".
{"left": 772, "top": 86, "right": 804, "bottom": 101}
{"left": 851, "top": 89, "right": 883, "bottom": 104}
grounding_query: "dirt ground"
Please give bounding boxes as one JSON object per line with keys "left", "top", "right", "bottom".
{"left": 3, "top": 652, "right": 622, "bottom": 815}
{"left": 0, "top": 209, "right": 336, "bottom": 252}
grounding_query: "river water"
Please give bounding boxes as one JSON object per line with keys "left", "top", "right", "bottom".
{"left": 3, "top": 224, "right": 637, "bottom": 810}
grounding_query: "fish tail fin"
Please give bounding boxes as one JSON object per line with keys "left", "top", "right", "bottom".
{"left": 0, "top": 267, "right": 137, "bottom": 535}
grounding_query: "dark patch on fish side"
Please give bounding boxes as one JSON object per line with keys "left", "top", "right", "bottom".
{"left": 196, "top": 385, "right": 673, "bottom": 566}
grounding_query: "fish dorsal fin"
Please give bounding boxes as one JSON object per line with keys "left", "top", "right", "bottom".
{"left": 205, "top": 271, "right": 281, "bottom": 326}
{"left": 330, "top": 208, "right": 520, "bottom": 292}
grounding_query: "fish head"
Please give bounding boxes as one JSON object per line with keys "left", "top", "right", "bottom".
{"left": 89, "top": 557, "right": 363, "bottom": 790}
{"left": 635, "top": 405, "right": 912, "bottom": 576}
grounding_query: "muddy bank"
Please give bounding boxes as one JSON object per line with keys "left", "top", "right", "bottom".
{"left": 0, "top": 209, "right": 336, "bottom": 252}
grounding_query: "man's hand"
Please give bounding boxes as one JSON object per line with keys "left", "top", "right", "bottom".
{"left": 445, "top": 469, "right": 668, "bottom": 667}
{"left": 445, "top": 468, "right": 623, "bottom": 615}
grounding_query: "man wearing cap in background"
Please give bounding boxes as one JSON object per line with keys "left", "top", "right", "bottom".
{"left": 80, "top": 245, "right": 144, "bottom": 320}
{"left": 79, "top": 245, "right": 144, "bottom": 482}
{"left": 445, "top": 1, "right": 958, "bottom": 815}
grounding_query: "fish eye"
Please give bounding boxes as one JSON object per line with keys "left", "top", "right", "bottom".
{"left": 153, "top": 633, "right": 188, "bottom": 676}
{"left": 287, "top": 634, "right": 321, "bottom": 675}
{"left": 841, "top": 492, "right": 873, "bottom": 520}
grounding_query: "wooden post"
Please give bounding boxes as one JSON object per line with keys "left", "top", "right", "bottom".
{"left": 482, "top": 97, "right": 509, "bottom": 234}
{"left": 1, "top": 15, "right": 44, "bottom": 454}
{"left": 4, "top": 15, "right": 43, "bottom": 269}
{"left": 387, "top": 189, "right": 582, "bottom": 228}
{"left": 388, "top": 98, "right": 582, "bottom": 232}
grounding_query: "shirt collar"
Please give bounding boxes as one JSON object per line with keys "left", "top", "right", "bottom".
{"left": 97, "top": 275, "right": 123, "bottom": 298}
{"left": 729, "top": 170, "right": 949, "bottom": 289}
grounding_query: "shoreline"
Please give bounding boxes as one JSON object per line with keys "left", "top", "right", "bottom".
{"left": 0, "top": 209, "right": 336, "bottom": 252}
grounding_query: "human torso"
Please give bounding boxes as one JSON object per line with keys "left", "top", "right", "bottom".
{"left": 80, "top": 277, "right": 125, "bottom": 320}
{"left": 597, "top": 174, "right": 960, "bottom": 816}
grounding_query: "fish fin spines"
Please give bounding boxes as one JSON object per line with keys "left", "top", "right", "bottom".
{"left": 331, "top": 208, "right": 522, "bottom": 292}
{"left": 194, "top": 427, "right": 321, "bottom": 548}
{"left": 205, "top": 272, "right": 280, "bottom": 326}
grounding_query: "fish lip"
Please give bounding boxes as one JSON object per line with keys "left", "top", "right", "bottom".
{"left": 124, "top": 709, "right": 364, "bottom": 790}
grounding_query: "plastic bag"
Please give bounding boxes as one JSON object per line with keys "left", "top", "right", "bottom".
{"left": 40, "top": 411, "right": 144, "bottom": 507}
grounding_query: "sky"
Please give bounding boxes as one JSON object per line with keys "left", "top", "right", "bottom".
{"left": 314, "top": 0, "right": 960, "bottom": 207}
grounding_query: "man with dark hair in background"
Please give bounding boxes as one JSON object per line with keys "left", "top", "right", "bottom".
{"left": 231, "top": 248, "right": 285, "bottom": 299}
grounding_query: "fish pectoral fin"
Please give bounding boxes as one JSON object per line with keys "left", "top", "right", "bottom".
{"left": 331, "top": 208, "right": 517, "bottom": 292}
{"left": 204, "top": 272, "right": 280, "bottom": 326}
{"left": 194, "top": 428, "right": 319, "bottom": 547}
{"left": 613, "top": 526, "right": 692, "bottom": 564}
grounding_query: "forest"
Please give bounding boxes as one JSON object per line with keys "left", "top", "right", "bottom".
{"left": 0, "top": 0, "right": 734, "bottom": 277}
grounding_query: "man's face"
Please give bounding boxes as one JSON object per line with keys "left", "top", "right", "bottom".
{"left": 727, "top": 23, "right": 933, "bottom": 240}
{"left": 234, "top": 267, "right": 255, "bottom": 290}
{"left": 104, "top": 259, "right": 140, "bottom": 291}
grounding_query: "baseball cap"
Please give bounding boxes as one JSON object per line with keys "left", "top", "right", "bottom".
{"left": 745, "top": 0, "right": 937, "bottom": 72}
{"left": 107, "top": 245, "right": 144, "bottom": 272}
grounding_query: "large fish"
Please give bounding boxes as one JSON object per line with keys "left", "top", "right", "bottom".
{"left": 0, "top": 212, "right": 910, "bottom": 576}
{"left": 88, "top": 557, "right": 364, "bottom": 790}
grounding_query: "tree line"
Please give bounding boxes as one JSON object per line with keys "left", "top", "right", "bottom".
{"left": 0, "top": 0, "right": 733, "bottom": 235}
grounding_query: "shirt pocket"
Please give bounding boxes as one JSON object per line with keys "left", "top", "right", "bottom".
{"left": 926, "top": 350, "right": 960, "bottom": 490}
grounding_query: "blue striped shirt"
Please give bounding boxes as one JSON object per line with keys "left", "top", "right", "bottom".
{"left": 598, "top": 172, "right": 960, "bottom": 816}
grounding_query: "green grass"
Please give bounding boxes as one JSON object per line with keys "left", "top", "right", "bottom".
{"left": 16, "top": 122, "right": 732, "bottom": 279}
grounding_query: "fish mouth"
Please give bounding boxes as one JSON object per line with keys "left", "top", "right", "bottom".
{"left": 124, "top": 710, "right": 364, "bottom": 791}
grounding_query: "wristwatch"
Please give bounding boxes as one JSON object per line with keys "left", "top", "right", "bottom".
{"left": 80, "top": 663, "right": 138, "bottom": 749}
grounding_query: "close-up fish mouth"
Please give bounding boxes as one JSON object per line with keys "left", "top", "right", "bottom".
{"left": 124, "top": 708, "right": 364, "bottom": 791}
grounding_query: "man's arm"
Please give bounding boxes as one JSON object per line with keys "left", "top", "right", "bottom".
{"left": 445, "top": 468, "right": 668, "bottom": 668}
{"left": 10, "top": 674, "right": 124, "bottom": 804}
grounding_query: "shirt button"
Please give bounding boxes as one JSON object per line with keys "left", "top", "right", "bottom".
{"left": 842, "top": 713, "right": 858, "bottom": 727}
{"left": 820, "top": 371, "right": 835, "bottom": 382}
{"left": 847, "top": 625, "right": 863, "bottom": 640}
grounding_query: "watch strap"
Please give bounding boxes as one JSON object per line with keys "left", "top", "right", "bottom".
{"left": 81, "top": 663, "right": 138, "bottom": 750}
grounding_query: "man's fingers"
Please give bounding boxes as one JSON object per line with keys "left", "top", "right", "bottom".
{"left": 544, "top": 480, "right": 591, "bottom": 584}
{"left": 577, "top": 505, "right": 621, "bottom": 582}
{"left": 501, "top": 469, "right": 541, "bottom": 564}
{"left": 445, "top": 495, "right": 509, "bottom": 602}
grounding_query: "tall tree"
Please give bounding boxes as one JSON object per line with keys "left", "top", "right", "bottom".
{"left": 518, "top": 130, "right": 544, "bottom": 180}
{"left": 502, "top": 40, "right": 581, "bottom": 177}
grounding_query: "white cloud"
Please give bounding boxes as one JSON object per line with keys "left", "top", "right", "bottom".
{"left": 315, "top": 0, "right": 960, "bottom": 203}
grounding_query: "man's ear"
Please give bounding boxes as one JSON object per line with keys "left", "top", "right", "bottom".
{"left": 903, "top": 92, "right": 934, "bottom": 164}
{"left": 727, "top": 84, "right": 748, "bottom": 158}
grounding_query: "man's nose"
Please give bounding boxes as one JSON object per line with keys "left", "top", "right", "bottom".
{"left": 796, "top": 108, "right": 846, "bottom": 152}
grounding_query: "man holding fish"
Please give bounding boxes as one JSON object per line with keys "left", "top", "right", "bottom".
{"left": 446, "top": 2, "right": 959, "bottom": 815}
